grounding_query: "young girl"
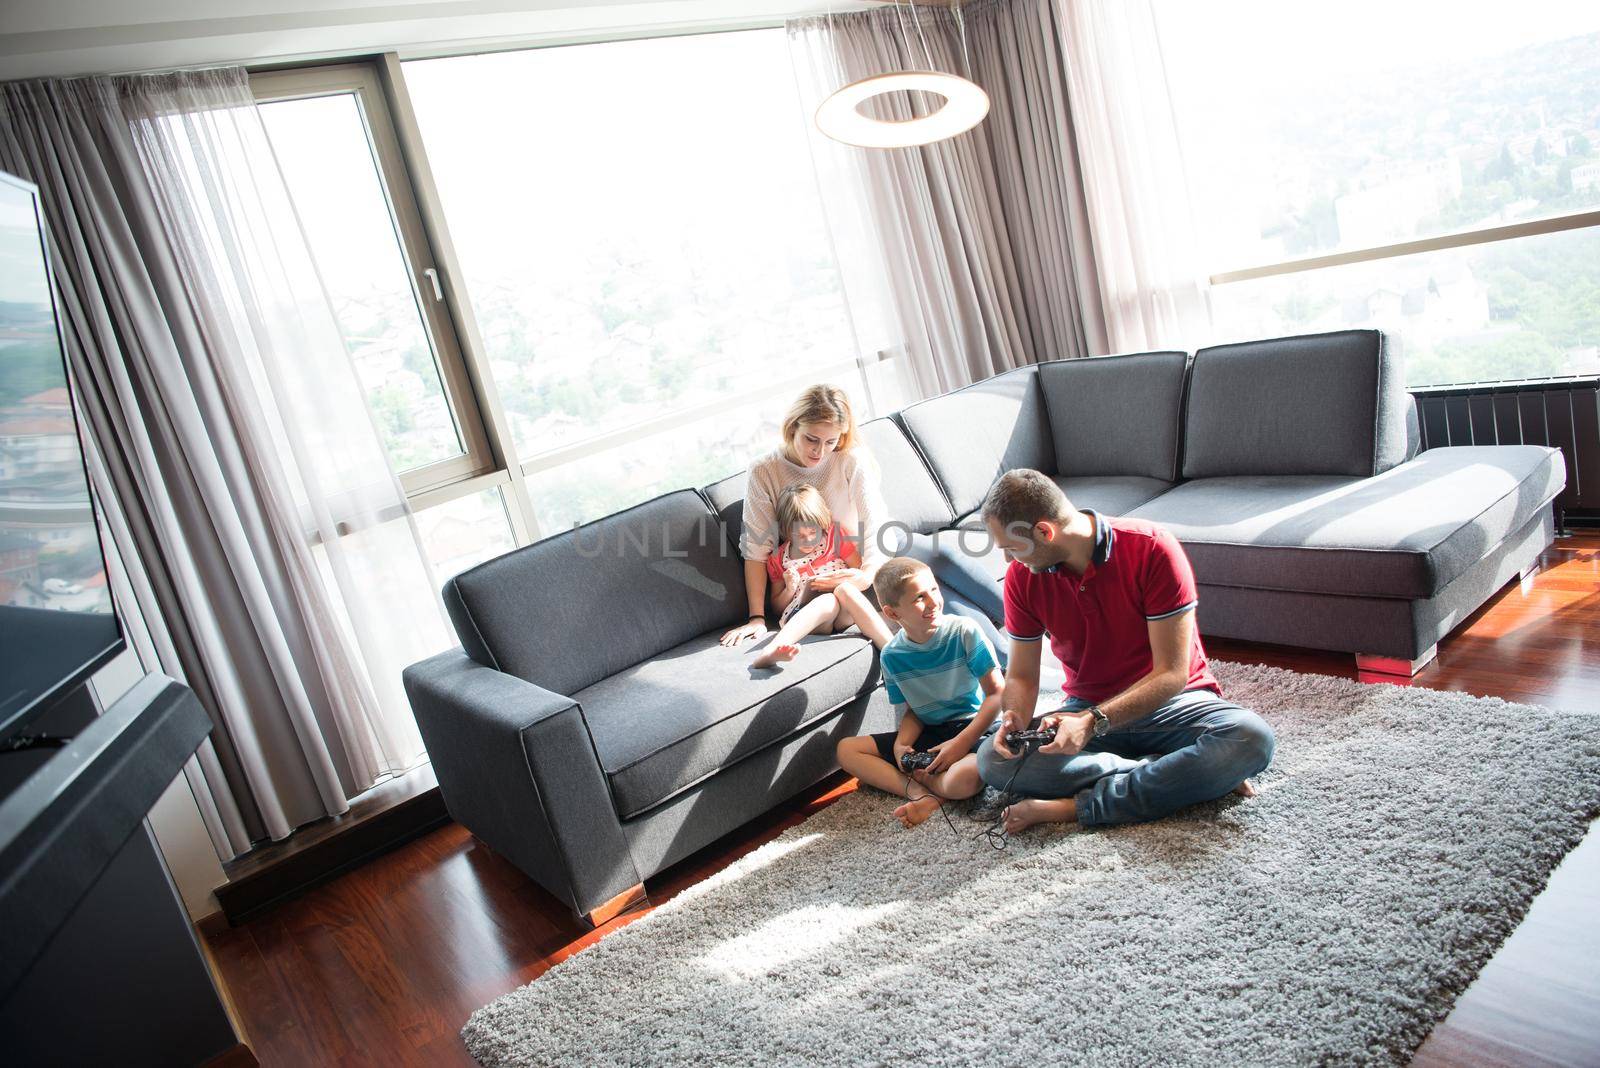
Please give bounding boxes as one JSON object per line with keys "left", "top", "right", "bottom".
{"left": 751, "top": 485, "right": 893, "bottom": 668}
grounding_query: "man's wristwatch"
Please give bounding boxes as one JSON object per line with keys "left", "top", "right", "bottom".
{"left": 1084, "top": 705, "right": 1110, "bottom": 737}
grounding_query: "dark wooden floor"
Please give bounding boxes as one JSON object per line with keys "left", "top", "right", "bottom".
{"left": 206, "top": 534, "right": 1600, "bottom": 1067}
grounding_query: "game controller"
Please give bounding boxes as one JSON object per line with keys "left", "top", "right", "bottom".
{"left": 899, "top": 750, "right": 935, "bottom": 773}
{"left": 1004, "top": 727, "right": 1057, "bottom": 750}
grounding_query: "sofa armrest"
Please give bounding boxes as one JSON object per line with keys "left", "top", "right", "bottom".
{"left": 402, "top": 649, "right": 642, "bottom": 918}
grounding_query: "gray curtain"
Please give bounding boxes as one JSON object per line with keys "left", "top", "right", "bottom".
{"left": 0, "top": 72, "right": 403, "bottom": 857}
{"left": 789, "top": 0, "right": 1108, "bottom": 398}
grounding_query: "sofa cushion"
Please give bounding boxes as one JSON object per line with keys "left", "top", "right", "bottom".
{"left": 444, "top": 490, "right": 745, "bottom": 694}
{"left": 1128, "top": 445, "right": 1564, "bottom": 599}
{"left": 1183, "top": 329, "right": 1410, "bottom": 479}
{"left": 1039, "top": 351, "right": 1188, "bottom": 481}
{"left": 897, "top": 365, "right": 1054, "bottom": 517}
{"left": 579, "top": 631, "right": 878, "bottom": 819}
{"left": 859, "top": 416, "right": 956, "bottom": 537}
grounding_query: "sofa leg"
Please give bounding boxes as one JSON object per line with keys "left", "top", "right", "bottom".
{"left": 582, "top": 883, "right": 649, "bottom": 929}
{"left": 1355, "top": 645, "right": 1438, "bottom": 679}
{"left": 1519, "top": 562, "right": 1540, "bottom": 595}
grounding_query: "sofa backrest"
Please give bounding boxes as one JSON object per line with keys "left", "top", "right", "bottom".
{"left": 858, "top": 416, "right": 957, "bottom": 537}
{"left": 896, "top": 365, "right": 1054, "bottom": 518}
{"left": 443, "top": 489, "right": 744, "bottom": 695}
{"left": 1038, "top": 351, "right": 1188, "bottom": 481}
{"left": 1182, "top": 329, "right": 1409, "bottom": 479}
{"left": 701, "top": 472, "right": 745, "bottom": 555}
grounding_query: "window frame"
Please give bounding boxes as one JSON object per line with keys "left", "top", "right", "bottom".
{"left": 248, "top": 62, "right": 497, "bottom": 498}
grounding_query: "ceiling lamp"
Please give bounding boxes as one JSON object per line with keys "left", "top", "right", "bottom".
{"left": 815, "top": 70, "right": 990, "bottom": 149}
{"left": 814, "top": 0, "right": 989, "bottom": 149}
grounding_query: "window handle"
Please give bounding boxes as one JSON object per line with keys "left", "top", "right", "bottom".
{"left": 422, "top": 267, "right": 444, "bottom": 302}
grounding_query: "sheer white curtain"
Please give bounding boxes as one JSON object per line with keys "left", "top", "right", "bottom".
{"left": 1054, "top": 0, "right": 1210, "bottom": 351}
{"left": 114, "top": 70, "right": 450, "bottom": 845}
{"left": 108, "top": 70, "right": 449, "bottom": 850}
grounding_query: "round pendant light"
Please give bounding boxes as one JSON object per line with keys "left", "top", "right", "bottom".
{"left": 815, "top": 70, "right": 990, "bottom": 149}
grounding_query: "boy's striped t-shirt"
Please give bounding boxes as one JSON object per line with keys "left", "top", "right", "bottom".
{"left": 880, "top": 615, "right": 999, "bottom": 725}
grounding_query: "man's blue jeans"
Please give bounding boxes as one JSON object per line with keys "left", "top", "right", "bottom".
{"left": 975, "top": 690, "right": 1275, "bottom": 827}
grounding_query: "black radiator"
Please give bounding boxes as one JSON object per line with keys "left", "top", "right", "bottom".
{"left": 1412, "top": 375, "right": 1600, "bottom": 521}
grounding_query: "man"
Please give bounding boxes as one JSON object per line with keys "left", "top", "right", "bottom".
{"left": 975, "top": 470, "right": 1275, "bottom": 834}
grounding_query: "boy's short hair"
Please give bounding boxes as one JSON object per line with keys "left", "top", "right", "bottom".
{"left": 775, "top": 484, "right": 832, "bottom": 539}
{"left": 980, "top": 469, "right": 1072, "bottom": 531}
{"left": 873, "top": 556, "right": 932, "bottom": 606}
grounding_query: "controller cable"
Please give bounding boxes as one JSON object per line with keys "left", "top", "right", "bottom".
{"left": 897, "top": 766, "right": 962, "bottom": 838}
{"left": 973, "top": 743, "right": 1035, "bottom": 851}
{"left": 898, "top": 740, "right": 1037, "bottom": 850}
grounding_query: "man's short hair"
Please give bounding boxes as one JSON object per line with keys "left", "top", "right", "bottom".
{"left": 873, "top": 556, "right": 931, "bottom": 606}
{"left": 980, "top": 469, "right": 1072, "bottom": 531}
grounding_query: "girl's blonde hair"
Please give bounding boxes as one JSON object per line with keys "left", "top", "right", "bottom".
{"left": 781, "top": 384, "right": 858, "bottom": 461}
{"left": 775, "top": 485, "right": 833, "bottom": 541}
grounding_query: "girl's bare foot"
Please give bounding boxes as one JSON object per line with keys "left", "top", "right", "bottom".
{"left": 1002, "top": 798, "right": 1076, "bottom": 834}
{"left": 1234, "top": 779, "right": 1258, "bottom": 798}
{"left": 894, "top": 794, "right": 941, "bottom": 828}
{"left": 750, "top": 643, "right": 800, "bottom": 669}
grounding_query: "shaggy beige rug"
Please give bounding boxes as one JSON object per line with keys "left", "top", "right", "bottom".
{"left": 463, "top": 662, "right": 1600, "bottom": 1067}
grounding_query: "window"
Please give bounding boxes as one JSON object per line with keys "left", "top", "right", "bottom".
{"left": 1155, "top": 2, "right": 1600, "bottom": 385}
{"left": 402, "top": 30, "right": 883, "bottom": 532}
{"left": 251, "top": 64, "right": 492, "bottom": 495}
{"left": 251, "top": 36, "right": 886, "bottom": 556}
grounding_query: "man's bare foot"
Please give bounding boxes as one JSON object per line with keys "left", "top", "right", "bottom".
{"left": 1233, "top": 779, "right": 1258, "bottom": 798}
{"left": 894, "top": 794, "right": 941, "bottom": 828}
{"left": 1002, "top": 798, "right": 1076, "bottom": 834}
{"left": 750, "top": 643, "right": 799, "bottom": 669}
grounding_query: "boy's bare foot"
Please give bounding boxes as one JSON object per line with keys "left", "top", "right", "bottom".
{"left": 750, "top": 643, "right": 800, "bottom": 669}
{"left": 1002, "top": 798, "right": 1076, "bottom": 834}
{"left": 1234, "top": 779, "right": 1258, "bottom": 798}
{"left": 894, "top": 794, "right": 941, "bottom": 828}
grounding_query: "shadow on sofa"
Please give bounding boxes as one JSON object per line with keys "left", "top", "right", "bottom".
{"left": 403, "top": 328, "right": 1565, "bottom": 924}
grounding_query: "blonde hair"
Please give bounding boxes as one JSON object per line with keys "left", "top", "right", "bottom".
{"left": 781, "top": 384, "right": 858, "bottom": 462}
{"left": 872, "top": 556, "right": 932, "bottom": 607}
{"left": 775, "top": 485, "right": 833, "bottom": 542}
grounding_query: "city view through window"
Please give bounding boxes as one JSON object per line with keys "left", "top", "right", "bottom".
{"left": 404, "top": 29, "right": 873, "bottom": 531}
{"left": 1158, "top": 2, "right": 1600, "bottom": 385}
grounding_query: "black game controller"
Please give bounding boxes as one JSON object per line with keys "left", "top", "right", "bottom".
{"left": 1004, "top": 727, "right": 1057, "bottom": 750}
{"left": 899, "top": 750, "right": 935, "bottom": 773}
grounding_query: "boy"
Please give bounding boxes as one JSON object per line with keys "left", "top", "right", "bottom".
{"left": 836, "top": 557, "right": 1003, "bottom": 828}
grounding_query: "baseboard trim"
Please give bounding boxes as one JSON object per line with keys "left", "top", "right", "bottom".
{"left": 195, "top": 909, "right": 231, "bottom": 938}
{"left": 215, "top": 765, "right": 449, "bottom": 925}
{"left": 201, "top": 1043, "right": 258, "bottom": 1067}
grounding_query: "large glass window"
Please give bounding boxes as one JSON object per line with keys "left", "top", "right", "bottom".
{"left": 403, "top": 30, "right": 873, "bottom": 511}
{"left": 251, "top": 64, "right": 492, "bottom": 495}
{"left": 1158, "top": 3, "right": 1600, "bottom": 265}
{"left": 1156, "top": 1, "right": 1600, "bottom": 386}
{"left": 1209, "top": 226, "right": 1600, "bottom": 386}
{"left": 259, "top": 93, "right": 464, "bottom": 472}
{"left": 252, "top": 38, "right": 885, "bottom": 557}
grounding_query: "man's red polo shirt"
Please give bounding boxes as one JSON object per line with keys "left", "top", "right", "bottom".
{"left": 1002, "top": 510, "right": 1220, "bottom": 704}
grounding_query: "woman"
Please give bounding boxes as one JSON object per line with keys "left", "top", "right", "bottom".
{"left": 720, "top": 384, "right": 886, "bottom": 652}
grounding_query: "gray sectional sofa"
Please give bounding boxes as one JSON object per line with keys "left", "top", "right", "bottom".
{"left": 403, "top": 329, "right": 1565, "bottom": 923}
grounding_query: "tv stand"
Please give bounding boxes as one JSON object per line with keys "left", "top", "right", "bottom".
{"left": 0, "top": 673, "right": 245, "bottom": 1065}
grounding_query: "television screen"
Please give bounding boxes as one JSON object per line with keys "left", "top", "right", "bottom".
{"left": 0, "top": 169, "right": 123, "bottom": 741}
